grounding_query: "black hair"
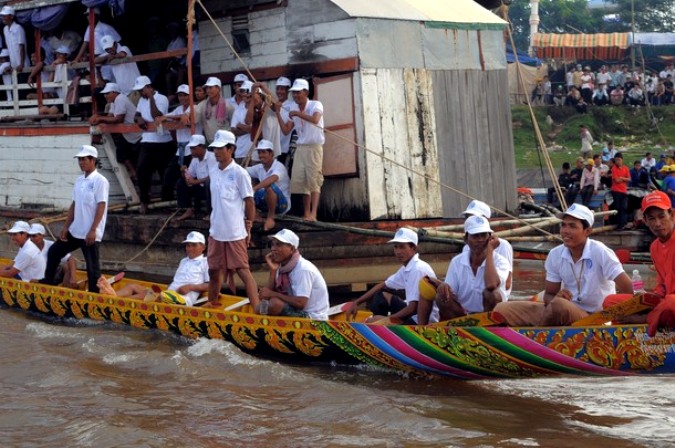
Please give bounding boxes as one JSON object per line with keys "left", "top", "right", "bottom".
{"left": 562, "top": 162, "right": 570, "bottom": 169}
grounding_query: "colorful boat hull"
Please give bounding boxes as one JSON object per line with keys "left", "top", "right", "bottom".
{"left": 2, "top": 278, "right": 674, "bottom": 379}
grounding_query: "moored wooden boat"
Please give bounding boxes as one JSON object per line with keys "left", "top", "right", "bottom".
{"left": 2, "top": 275, "right": 674, "bottom": 379}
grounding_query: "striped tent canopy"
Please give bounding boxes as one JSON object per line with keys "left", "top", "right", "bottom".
{"left": 533, "top": 32, "right": 630, "bottom": 60}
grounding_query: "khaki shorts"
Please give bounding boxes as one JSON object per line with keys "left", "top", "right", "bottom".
{"left": 207, "top": 237, "right": 250, "bottom": 271}
{"left": 290, "top": 144, "right": 324, "bottom": 195}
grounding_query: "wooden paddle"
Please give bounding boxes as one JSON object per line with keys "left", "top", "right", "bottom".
{"left": 223, "top": 298, "right": 250, "bottom": 311}
{"left": 572, "top": 292, "right": 661, "bottom": 326}
{"left": 430, "top": 311, "right": 506, "bottom": 327}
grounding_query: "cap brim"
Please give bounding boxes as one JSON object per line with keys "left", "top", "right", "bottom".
{"left": 73, "top": 151, "right": 91, "bottom": 158}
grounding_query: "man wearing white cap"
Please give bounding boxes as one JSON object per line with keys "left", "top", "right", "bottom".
{"left": 98, "top": 231, "right": 209, "bottom": 306}
{"left": 99, "top": 35, "right": 140, "bottom": 95}
{"left": 28, "top": 223, "right": 77, "bottom": 288}
{"left": 230, "top": 80, "right": 254, "bottom": 161}
{"left": 43, "top": 146, "right": 109, "bottom": 293}
{"left": 206, "top": 130, "right": 259, "bottom": 308}
{"left": 1, "top": 6, "right": 29, "bottom": 74}
{"left": 460, "top": 200, "right": 513, "bottom": 298}
{"left": 278, "top": 78, "right": 325, "bottom": 221}
{"left": 1, "top": 221, "right": 45, "bottom": 281}
{"left": 426, "top": 216, "right": 510, "bottom": 321}
{"left": 246, "top": 139, "right": 290, "bottom": 231}
{"left": 227, "top": 73, "right": 249, "bottom": 109}
{"left": 186, "top": 76, "right": 232, "bottom": 144}
{"left": 259, "top": 229, "right": 329, "bottom": 319}
{"left": 133, "top": 75, "right": 174, "bottom": 213}
{"left": 346, "top": 228, "right": 440, "bottom": 324}
{"left": 495, "top": 204, "right": 632, "bottom": 326}
{"left": 73, "top": 8, "right": 120, "bottom": 67}
{"left": 176, "top": 134, "right": 215, "bottom": 221}
{"left": 90, "top": 82, "right": 141, "bottom": 182}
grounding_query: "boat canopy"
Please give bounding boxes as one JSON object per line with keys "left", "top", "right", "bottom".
{"left": 532, "top": 32, "right": 630, "bottom": 60}
{"left": 12, "top": 0, "right": 125, "bottom": 30}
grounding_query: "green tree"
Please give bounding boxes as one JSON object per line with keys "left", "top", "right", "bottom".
{"left": 504, "top": 0, "right": 675, "bottom": 53}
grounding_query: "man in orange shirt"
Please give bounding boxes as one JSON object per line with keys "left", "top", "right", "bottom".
{"left": 610, "top": 153, "right": 631, "bottom": 229}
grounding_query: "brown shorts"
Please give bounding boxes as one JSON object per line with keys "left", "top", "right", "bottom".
{"left": 290, "top": 144, "right": 324, "bottom": 195}
{"left": 207, "top": 237, "right": 250, "bottom": 271}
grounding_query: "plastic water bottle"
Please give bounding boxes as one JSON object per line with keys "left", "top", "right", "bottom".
{"left": 631, "top": 270, "right": 645, "bottom": 293}
{"left": 259, "top": 299, "right": 270, "bottom": 315}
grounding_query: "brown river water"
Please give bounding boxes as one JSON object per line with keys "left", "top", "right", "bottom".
{"left": 1, "top": 261, "right": 674, "bottom": 448}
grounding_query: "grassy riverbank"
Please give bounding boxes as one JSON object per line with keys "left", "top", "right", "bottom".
{"left": 512, "top": 105, "right": 675, "bottom": 169}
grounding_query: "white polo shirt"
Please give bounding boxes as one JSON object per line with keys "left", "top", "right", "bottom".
{"left": 445, "top": 251, "right": 510, "bottom": 314}
{"left": 289, "top": 100, "right": 325, "bottom": 145}
{"left": 107, "top": 44, "right": 140, "bottom": 95}
{"left": 208, "top": 160, "right": 253, "bottom": 242}
{"left": 187, "top": 151, "right": 216, "bottom": 181}
{"left": 385, "top": 253, "right": 440, "bottom": 323}
{"left": 246, "top": 160, "right": 291, "bottom": 210}
{"left": 14, "top": 239, "right": 45, "bottom": 281}
{"left": 167, "top": 255, "right": 209, "bottom": 306}
{"left": 231, "top": 103, "right": 252, "bottom": 159}
{"left": 70, "top": 169, "right": 109, "bottom": 242}
{"left": 276, "top": 256, "right": 329, "bottom": 320}
{"left": 461, "top": 238, "right": 513, "bottom": 298}
{"left": 112, "top": 93, "right": 141, "bottom": 144}
{"left": 137, "top": 92, "right": 172, "bottom": 143}
{"left": 544, "top": 239, "right": 624, "bottom": 313}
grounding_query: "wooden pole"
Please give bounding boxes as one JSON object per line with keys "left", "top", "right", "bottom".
{"left": 34, "top": 28, "right": 43, "bottom": 109}
{"left": 186, "top": 0, "right": 196, "bottom": 134}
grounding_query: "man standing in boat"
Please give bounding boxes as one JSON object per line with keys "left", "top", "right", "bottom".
{"left": 495, "top": 204, "right": 632, "bottom": 326}
{"left": 42, "top": 145, "right": 109, "bottom": 293}
{"left": 259, "top": 229, "right": 329, "bottom": 320}
{"left": 206, "top": 130, "right": 259, "bottom": 310}
{"left": 1, "top": 221, "right": 45, "bottom": 281}
{"left": 423, "top": 216, "right": 509, "bottom": 322}
{"left": 346, "top": 227, "right": 439, "bottom": 325}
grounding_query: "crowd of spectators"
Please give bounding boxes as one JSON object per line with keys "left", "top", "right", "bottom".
{"left": 532, "top": 63, "right": 675, "bottom": 112}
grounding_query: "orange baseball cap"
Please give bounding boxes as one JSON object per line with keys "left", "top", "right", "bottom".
{"left": 641, "top": 191, "right": 672, "bottom": 213}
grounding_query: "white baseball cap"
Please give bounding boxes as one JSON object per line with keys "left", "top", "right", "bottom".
{"left": 275, "top": 77, "right": 292, "bottom": 87}
{"left": 100, "top": 82, "right": 121, "bottom": 94}
{"left": 388, "top": 227, "right": 418, "bottom": 245}
{"left": 557, "top": 203, "right": 594, "bottom": 227}
{"left": 28, "top": 223, "right": 46, "bottom": 235}
{"left": 0, "top": 6, "right": 15, "bottom": 16}
{"left": 269, "top": 229, "right": 300, "bottom": 248}
{"left": 209, "top": 130, "right": 236, "bottom": 148}
{"left": 55, "top": 45, "right": 70, "bottom": 56}
{"left": 463, "top": 200, "right": 492, "bottom": 219}
{"left": 176, "top": 84, "right": 190, "bottom": 95}
{"left": 186, "top": 134, "right": 206, "bottom": 148}
{"left": 101, "top": 35, "right": 116, "bottom": 51}
{"left": 182, "top": 231, "right": 206, "bottom": 244}
{"left": 204, "top": 76, "right": 221, "bottom": 88}
{"left": 74, "top": 145, "right": 98, "bottom": 158}
{"left": 289, "top": 79, "right": 309, "bottom": 91}
{"left": 239, "top": 80, "right": 253, "bottom": 92}
{"left": 8, "top": 221, "right": 30, "bottom": 234}
{"left": 233, "top": 73, "right": 249, "bottom": 83}
{"left": 132, "top": 75, "right": 152, "bottom": 90}
{"left": 256, "top": 139, "right": 274, "bottom": 151}
{"left": 464, "top": 215, "right": 492, "bottom": 235}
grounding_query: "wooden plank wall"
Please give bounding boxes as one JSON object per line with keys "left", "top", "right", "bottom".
{"left": 0, "top": 134, "right": 126, "bottom": 211}
{"left": 361, "top": 68, "right": 442, "bottom": 220}
{"left": 432, "top": 69, "right": 517, "bottom": 218}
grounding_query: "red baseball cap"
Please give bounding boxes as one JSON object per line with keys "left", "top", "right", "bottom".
{"left": 641, "top": 191, "right": 672, "bottom": 213}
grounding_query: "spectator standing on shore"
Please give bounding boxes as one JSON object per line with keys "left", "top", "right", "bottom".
{"left": 579, "top": 159, "right": 600, "bottom": 207}
{"left": 279, "top": 79, "right": 325, "bottom": 222}
{"left": 548, "top": 162, "right": 572, "bottom": 204}
{"left": 186, "top": 77, "right": 231, "bottom": 145}
{"left": 611, "top": 153, "right": 631, "bottom": 230}
{"left": 42, "top": 146, "right": 109, "bottom": 293}
{"left": 642, "top": 152, "right": 656, "bottom": 172}
{"left": 100, "top": 35, "right": 141, "bottom": 96}
{"left": 1, "top": 5, "right": 28, "bottom": 95}
{"left": 73, "top": 7, "right": 121, "bottom": 83}
{"left": 89, "top": 82, "right": 141, "bottom": 183}
{"left": 133, "top": 75, "right": 175, "bottom": 214}
{"left": 579, "top": 125, "right": 593, "bottom": 159}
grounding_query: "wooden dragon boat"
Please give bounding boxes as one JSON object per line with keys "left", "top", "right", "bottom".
{"left": 2, "top": 273, "right": 675, "bottom": 380}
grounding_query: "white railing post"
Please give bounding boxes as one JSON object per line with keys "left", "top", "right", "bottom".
{"left": 12, "top": 69, "right": 19, "bottom": 115}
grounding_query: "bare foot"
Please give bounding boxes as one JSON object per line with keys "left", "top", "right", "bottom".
{"left": 203, "top": 301, "right": 222, "bottom": 309}
{"left": 97, "top": 276, "right": 117, "bottom": 296}
{"left": 176, "top": 208, "right": 194, "bottom": 221}
{"left": 263, "top": 217, "right": 275, "bottom": 231}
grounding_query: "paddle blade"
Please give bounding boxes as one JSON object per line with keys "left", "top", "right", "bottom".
{"left": 572, "top": 293, "right": 661, "bottom": 327}
{"left": 431, "top": 311, "right": 505, "bottom": 327}
{"left": 419, "top": 277, "right": 437, "bottom": 301}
